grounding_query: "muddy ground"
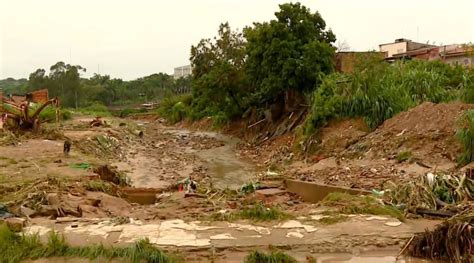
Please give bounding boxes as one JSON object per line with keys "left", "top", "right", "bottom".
{"left": 0, "top": 107, "right": 463, "bottom": 262}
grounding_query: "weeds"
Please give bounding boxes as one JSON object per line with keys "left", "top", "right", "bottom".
{"left": 239, "top": 203, "right": 290, "bottom": 221}
{"left": 318, "top": 215, "right": 348, "bottom": 225}
{"left": 303, "top": 59, "right": 472, "bottom": 136}
{"left": 39, "top": 107, "right": 72, "bottom": 123}
{"left": 210, "top": 202, "right": 290, "bottom": 222}
{"left": 0, "top": 224, "right": 179, "bottom": 263}
{"left": 244, "top": 250, "right": 297, "bottom": 263}
{"left": 75, "top": 103, "right": 111, "bottom": 117}
{"left": 384, "top": 173, "right": 473, "bottom": 212}
{"left": 84, "top": 180, "right": 113, "bottom": 193}
{"left": 322, "top": 192, "right": 404, "bottom": 221}
{"left": 156, "top": 94, "right": 192, "bottom": 124}
{"left": 456, "top": 110, "right": 474, "bottom": 166}
{"left": 396, "top": 151, "right": 412, "bottom": 163}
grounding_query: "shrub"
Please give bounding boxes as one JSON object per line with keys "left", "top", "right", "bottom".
{"left": 38, "top": 107, "right": 72, "bottom": 123}
{"left": 456, "top": 110, "right": 474, "bottom": 166}
{"left": 244, "top": 250, "right": 297, "bottom": 263}
{"left": 304, "top": 60, "right": 472, "bottom": 136}
{"left": 157, "top": 94, "right": 192, "bottom": 124}
{"left": 77, "top": 103, "right": 111, "bottom": 117}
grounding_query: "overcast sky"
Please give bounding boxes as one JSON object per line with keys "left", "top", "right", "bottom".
{"left": 0, "top": 0, "right": 473, "bottom": 80}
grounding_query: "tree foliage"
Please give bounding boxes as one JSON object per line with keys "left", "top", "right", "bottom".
{"left": 190, "top": 22, "right": 247, "bottom": 121}
{"left": 244, "top": 2, "right": 336, "bottom": 104}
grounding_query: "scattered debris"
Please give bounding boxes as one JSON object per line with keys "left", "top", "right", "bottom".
{"left": 404, "top": 211, "right": 473, "bottom": 262}
{"left": 94, "top": 165, "right": 131, "bottom": 186}
{"left": 240, "top": 182, "right": 261, "bottom": 194}
{"left": 0, "top": 204, "right": 13, "bottom": 219}
{"left": 384, "top": 172, "right": 473, "bottom": 216}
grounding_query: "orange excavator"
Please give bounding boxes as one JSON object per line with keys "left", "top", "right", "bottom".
{"left": 0, "top": 89, "right": 60, "bottom": 131}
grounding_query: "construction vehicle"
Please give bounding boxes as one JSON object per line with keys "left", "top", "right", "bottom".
{"left": 0, "top": 89, "right": 60, "bottom": 131}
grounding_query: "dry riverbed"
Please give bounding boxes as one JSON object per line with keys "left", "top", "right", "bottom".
{"left": 0, "top": 115, "right": 447, "bottom": 262}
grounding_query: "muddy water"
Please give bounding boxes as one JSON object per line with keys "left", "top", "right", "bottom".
{"left": 167, "top": 129, "right": 255, "bottom": 190}
{"left": 196, "top": 137, "right": 254, "bottom": 190}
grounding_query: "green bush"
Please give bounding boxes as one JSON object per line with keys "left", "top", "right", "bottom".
{"left": 157, "top": 94, "right": 192, "bottom": 124}
{"left": 78, "top": 103, "right": 111, "bottom": 117}
{"left": 304, "top": 60, "right": 472, "bottom": 135}
{"left": 38, "top": 107, "right": 72, "bottom": 123}
{"left": 244, "top": 250, "right": 297, "bottom": 263}
{"left": 456, "top": 110, "right": 474, "bottom": 166}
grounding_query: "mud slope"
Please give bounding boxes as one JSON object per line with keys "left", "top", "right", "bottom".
{"left": 345, "top": 102, "right": 474, "bottom": 165}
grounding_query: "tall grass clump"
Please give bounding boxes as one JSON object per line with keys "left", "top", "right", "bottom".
{"left": 244, "top": 250, "right": 297, "bottom": 263}
{"left": 77, "top": 102, "right": 111, "bottom": 117}
{"left": 157, "top": 94, "right": 192, "bottom": 124}
{"left": 0, "top": 224, "right": 178, "bottom": 263}
{"left": 37, "top": 106, "right": 72, "bottom": 123}
{"left": 456, "top": 110, "right": 474, "bottom": 166}
{"left": 304, "top": 58, "right": 473, "bottom": 136}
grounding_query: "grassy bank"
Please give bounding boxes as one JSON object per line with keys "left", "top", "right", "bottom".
{"left": 0, "top": 224, "right": 179, "bottom": 263}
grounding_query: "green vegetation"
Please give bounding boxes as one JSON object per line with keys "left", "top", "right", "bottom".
{"left": 239, "top": 203, "right": 290, "bottom": 221}
{"left": 322, "top": 192, "right": 404, "bottom": 221}
{"left": 244, "top": 2, "right": 335, "bottom": 104}
{"left": 456, "top": 110, "right": 474, "bottom": 166}
{"left": 159, "top": 3, "right": 336, "bottom": 126}
{"left": 318, "top": 214, "right": 348, "bottom": 225}
{"left": 396, "top": 151, "right": 412, "bottom": 163}
{"left": 211, "top": 202, "right": 290, "bottom": 222}
{"left": 385, "top": 173, "right": 473, "bottom": 210}
{"left": 0, "top": 224, "right": 178, "bottom": 263}
{"left": 156, "top": 94, "right": 192, "bottom": 124}
{"left": 118, "top": 107, "right": 147, "bottom": 117}
{"left": 75, "top": 102, "right": 111, "bottom": 117}
{"left": 84, "top": 180, "right": 113, "bottom": 193}
{"left": 303, "top": 59, "right": 472, "bottom": 135}
{"left": 2, "top": 67, "right": 187, "bottom": 109}
{"left": 244, "top": 250, "right": 297, "bottom": 263}
{"left": 38, "top": 107, "right": 72, "bottom": 123}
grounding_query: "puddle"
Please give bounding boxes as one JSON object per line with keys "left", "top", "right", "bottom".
{"left": 285, "top": 179, "right": 371, "bottom": 203}
{"left": 119, "top": 187, "right": 162, "bottom": 204}
{"left": 167, "top": 128, "right": 256, "bottom": 190}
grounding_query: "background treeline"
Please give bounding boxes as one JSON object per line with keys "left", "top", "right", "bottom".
{"left": 1, "top": 62, "right": 190, "bottom": 108}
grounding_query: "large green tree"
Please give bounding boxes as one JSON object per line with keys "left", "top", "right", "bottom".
{"left": 244, "top": 2, "right": 336, "bottom": 105}
{"left": 190, "top": 22, "right": 247, "bottom": 120}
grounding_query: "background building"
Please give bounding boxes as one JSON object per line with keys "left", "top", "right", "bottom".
{"left": 173, "top": 65, "right": 192, "bottom": 80}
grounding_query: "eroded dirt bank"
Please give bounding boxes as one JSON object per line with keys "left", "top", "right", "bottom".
{"left": 0, "top": 113, "right": 463, "bottom": 262}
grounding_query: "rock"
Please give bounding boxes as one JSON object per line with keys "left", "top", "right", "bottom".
{"left": 20, "top": 206, "right": 36, "bottom": 217}
{"left": 255, "top": 188, "right": 286, "bottom": 197}
{"left": 37, "top": 205, "right": 58, "bottom": 217}
{"left": 78, "top": 204, "right": 106, "bottom": 218}
{"left": 6, "top": 217, "right": 26, "bottom": 232}
{"left": 46, "top": 193, "right": 61, "bottom": 206}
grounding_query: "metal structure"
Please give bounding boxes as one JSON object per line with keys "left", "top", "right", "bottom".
{"left": 0, "top": 89, "right": 60, "bottom": 131}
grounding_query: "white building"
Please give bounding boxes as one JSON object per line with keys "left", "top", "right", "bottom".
{"left": 173, "top": 65, "right": 192, "bottom": 79}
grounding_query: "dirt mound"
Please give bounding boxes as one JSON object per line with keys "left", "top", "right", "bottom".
{"left": 346, "top": 102, "right": 474, "bottom": 165}
{"left": 316, "top": 118, "right": 369, "bottom": 156}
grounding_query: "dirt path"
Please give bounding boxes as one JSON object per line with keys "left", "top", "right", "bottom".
{"left": 114, "top": 121, "right": 256, "bottom": 190}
